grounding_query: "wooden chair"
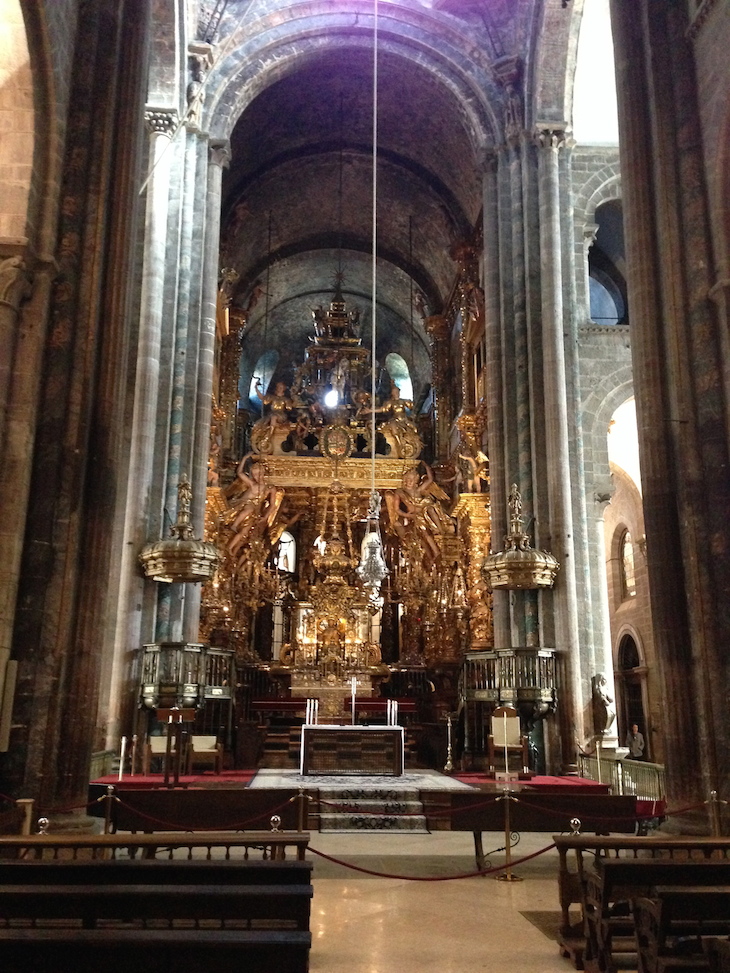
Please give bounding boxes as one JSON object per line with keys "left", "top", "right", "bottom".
{"left": 487, "top": 705, "right": 529, "bottom": 775}
{"left": 142, "top": 736, "right": 177, "bottom": 775}
{"left": 186, "top": 735, "right": 223, "bottom": 775}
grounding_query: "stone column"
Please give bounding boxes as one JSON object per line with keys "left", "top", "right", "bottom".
{"left": 0, "top": 254, "right": 33, "bottom": 434}
{"left": 107, "top": 107, "right": 179, "bottom": 745}
{"left": 593, "top": 495, "right": 618, "bottom": 749}
{"left": 610, "top": 0, "right": 730, "bottom": 819}
{"left": 709, "top": 278, "right": 730, "bottom": 437}
{"left": 536, "top": 125, "right": 583, "bottom": 769}
{"left": 481, "top": 150, "right": 510, "bottom": 647}
{"left": 183, "top": 139, "right": 230, "bottom": 641}
{"left": 0, "top": 252, "right": 34, "bottom": 718}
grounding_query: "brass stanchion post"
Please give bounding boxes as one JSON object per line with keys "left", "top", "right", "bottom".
{"left": 444, "top": 713, "right": 454, "bottom": 773}
{"left": 104, "top": 785, "right": 115, "bottom": 835}
{"left": 496, "top": 787, "right": 523, "bottom": 882}
{"left": 706, "top": 790, "right": 728, "bottom": 837}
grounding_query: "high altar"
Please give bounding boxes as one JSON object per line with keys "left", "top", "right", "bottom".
{"left": 139, "top": 282, "right": 560, "bottom": 771}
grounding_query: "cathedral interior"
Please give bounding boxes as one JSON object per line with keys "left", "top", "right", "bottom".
{"left": 0, "top": 0, "right": 728, "bottom": 840}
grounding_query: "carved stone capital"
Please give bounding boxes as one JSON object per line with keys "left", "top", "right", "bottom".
{"left": 534, "top": 124, "right": 569, "bottom": 151}
{"left": 0, "top": 254, "right": 33, "bottom": 312}
{"left": 209, "top": 139, "right": 232, "bottom": 169}
{"left": 145, "top": 107, "right": 179, "bottom": 137}
{"left": 584, "top": 222, "right": 599, "bottom": 250}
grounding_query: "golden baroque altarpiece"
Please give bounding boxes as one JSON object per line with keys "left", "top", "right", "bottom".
{"left": 198, "top": 289, "right": 493, "bottom": 721}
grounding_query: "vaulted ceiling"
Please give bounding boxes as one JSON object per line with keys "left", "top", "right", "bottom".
{"left": 201, "top": 0, "right": 579, "bottom": 400}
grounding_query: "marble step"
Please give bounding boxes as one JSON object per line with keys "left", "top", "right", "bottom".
{"left": 316, "top": 788, "right": 427, "bottom": 832}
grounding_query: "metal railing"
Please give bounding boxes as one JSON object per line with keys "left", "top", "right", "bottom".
{"left": 578, "top": 751, "right": 666, "bottom": 801}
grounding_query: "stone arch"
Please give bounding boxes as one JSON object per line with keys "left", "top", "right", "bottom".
{"left": 572, "top": 164, "right": 622, "bottom": 322}
{"left": 615, "top": 623, "right": 645, "bottom": 668}
{"left": 0, "top": 0, "right": 34, "bottom": 243}
{"left": 203, "top": 9, "right": 498, "bottom": 152}
{"left": 0, "top": 0, "right": 68, "bottom": 255}
{"left": 613, "top": 623, "right": 650, "bottom": 749}
{"left": 532, "top": 0, "right": 585, "bottom": 126}
{"left": 574, "top": 165, "right": 622, "bottom": 227}
{"left": 582, "top": 365, "right": 634, "bottom": 502}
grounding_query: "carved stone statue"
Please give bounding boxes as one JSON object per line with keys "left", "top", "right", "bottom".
{"left": 592, "top": 672, "right": 617, "bottom": 737}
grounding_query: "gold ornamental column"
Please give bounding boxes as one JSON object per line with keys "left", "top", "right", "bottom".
{"left": 453, "top": 494, "right": 493, "bottom": 650}
{"left": 424, "top": 314, "right": 451, "bottom": 458}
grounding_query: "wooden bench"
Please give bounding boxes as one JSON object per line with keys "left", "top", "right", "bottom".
{"left": 0, "top": 832, "right": 312, "bottom": 973}
{"left": 554, "top": 835, "right": 730, "bottom": 973}
{"left": 634, "top": 886, "right": 730, "bottom": 973}
{"left": 97, "top": 786, "right": 305, "bottom": 833}
{"left": 427, "top": 791, "right": 638, "bottom": 871}
{"left": 704, "top": 937, "right": 730, "bottom": 973}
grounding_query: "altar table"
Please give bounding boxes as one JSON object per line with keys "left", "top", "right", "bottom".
{"left": 299, "top": 725, "right": 404, "bottom": 776}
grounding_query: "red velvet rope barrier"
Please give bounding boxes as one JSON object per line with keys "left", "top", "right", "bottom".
{"left": 110, "top": 793, "right": 298, "bottom": 833}
{"left": 307, "top": 840, "right": 557, "bottom": 881}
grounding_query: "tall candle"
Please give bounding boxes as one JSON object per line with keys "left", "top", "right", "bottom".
{"left": 503, "top": 713, "right": 509, "bottom": 776}
{"left": 118, "top": 736, "right": 127, "bottom": 782}
{"left": 351, "top": 677, "right": 356, "bottom": 725}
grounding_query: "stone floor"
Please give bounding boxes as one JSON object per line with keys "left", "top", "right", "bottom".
{"left": 305, "top": 829, "right": 599, "bottom": 973}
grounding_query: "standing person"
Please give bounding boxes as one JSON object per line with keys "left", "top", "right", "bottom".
{"left": 625, "top": 723, "right": 645, "bottom": 759}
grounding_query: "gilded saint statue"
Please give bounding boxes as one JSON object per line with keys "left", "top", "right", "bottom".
{"left": 374, "top": 384, "right": 423, "bottom": 458}
{"left": 250, "top": 379, "right": 293, "bottom": 453}
{"left": 225, "top": 454, "right": 283, "bottom": 561}
{"left": 386, "top": 464, "right": 452, "bottom": 565}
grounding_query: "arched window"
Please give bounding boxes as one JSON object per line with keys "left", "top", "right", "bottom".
{"left": 620, "top": 530, "right": 636, "bottom": 600}
{"left": 588, "top": 200, "right": 627, "bottom": 325}
{"left": 616, "top": 633, "right": 648, "bottom": 757}
{"left": 618, "top": 633, "right": 640, "bottom": 670}
{"left": 249, "top": 350, "right": 279, "bottom": 412}
{"left": 384, "top": 353, "right": 413, "bottom": 401}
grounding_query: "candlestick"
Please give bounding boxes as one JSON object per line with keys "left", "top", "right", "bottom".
{"left": 503, "top": 713, "right": 509, "bottom": 776}
{"left": 351, "top": 677, "right": 356, "bottom": 725}
{"left": 118, "top": 736, "right": 127, "bottom": 782}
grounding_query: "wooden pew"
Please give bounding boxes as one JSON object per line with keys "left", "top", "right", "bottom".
{"left": 634, "top": 886, "right": 730, "bottom": 973}
{"left": 554, "top": 835, "right": 730, "bottom": 973}
{"left": 0, "top": 832, "right": 312, "bottom": 973}
{"left": 104, "top": 786, "right": 304, "bottom": 833}
{"left": 704, "top": 937, "right": 730, "bottom": 973}
{"left": 434, "top": 790, "right": 638, "bottom": 872}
